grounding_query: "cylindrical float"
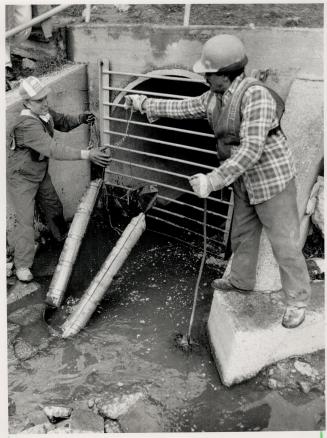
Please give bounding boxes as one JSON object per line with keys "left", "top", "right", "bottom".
{"left": 45, "top": 178, "right": 103, "bottom": 308}
{"left": 61, "top": 212, "right": 146, "bottom": 338}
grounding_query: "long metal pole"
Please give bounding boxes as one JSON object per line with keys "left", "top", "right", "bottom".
{"left": 6, "top": 4, "right": 71, "bottom": 39}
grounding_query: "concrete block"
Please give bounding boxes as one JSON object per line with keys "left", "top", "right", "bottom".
{"left": 207, "top": 281, "right": 324, "bottom": 386}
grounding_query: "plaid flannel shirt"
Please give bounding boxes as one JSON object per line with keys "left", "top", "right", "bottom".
{"left": 145, "top": 74, "right": 296, "bottom": 204}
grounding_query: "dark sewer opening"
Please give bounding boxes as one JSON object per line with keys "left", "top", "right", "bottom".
{"left": 107, "top": 73, "right": 233, "bottom": 254}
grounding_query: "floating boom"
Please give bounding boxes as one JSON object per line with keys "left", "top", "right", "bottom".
{"left": 45, "top": 178, "right": 103, "bottom": 308}
{"left": 61, "top": 212, "right": 146, "bottom": 338}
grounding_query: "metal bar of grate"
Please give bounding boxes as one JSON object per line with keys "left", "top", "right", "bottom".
{"left": 152, "top": 206, "right": 226, "bottom": 234}
{"left": 104, "top": 115, "right": 215, "bottom": 138}
{"left": 105, "top": 181, "right": 230, "bottom": 220}
{"left": 106, "top": 170, "right": 233, "bottom": 206}
{"left": 109, "top": 144, "right": 215, "bottom": 171}
{"left": 102, "top": 69, "right": 206, "bottom": 84}
{"left": 104, "top": 130, "right": 217, "bottom": 155}
{"left": 103, "top": 86, "right": 190, "bottom": 100}
{"left": 147, "top": 214, "right": 224, "bottom": 244}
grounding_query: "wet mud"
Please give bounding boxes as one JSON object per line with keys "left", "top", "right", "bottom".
{"left": 7, "top": 220, "right": 325, "bottom": 433}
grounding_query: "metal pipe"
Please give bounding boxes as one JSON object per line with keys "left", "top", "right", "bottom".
{"left": 152, "top": 206, "right": 226, "bottom": 233}
{"left": 6, "top": 4, "right": 71, "bottom": 39}
{"left": 109, "top": 145, "right": 215, "bottom": 171}
{"left": 106, "top": 171, "right": 233, "bottom": 206}
{"left": 103, "top": 86, "right": 190, "bottom": 100}
{"left": 45, "top": 179, "right": 103, "bottom": 308}
{"left": 105, "top": 130, "right": 217, "bottom": 155}
{"left": 84, "top": 4, "right": 91, "bottom": 23}
{"left": 102, "top": 69, "right": 206, "bottom": 84}
{"left": 61, "top": 213, "right": 146, "bottom": 338}
{"left": 105, "top": 115, "right": 215, "bottom": 138}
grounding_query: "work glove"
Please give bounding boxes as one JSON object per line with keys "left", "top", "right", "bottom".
{"left": 89, "top": 146, "right": 112, "bottom": 167}
{"left": 124, "top": 94, "right": 147, "bottom": 113}
{"left": 79, "top": 112, "right": 96, "bottom": 125}
{"left": 189, "top": 172, "right": 224, "bottom": 198}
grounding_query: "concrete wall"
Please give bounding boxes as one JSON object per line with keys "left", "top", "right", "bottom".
{"left": 6, "top": 64, "right": 90, "bottom": 243}
{"left": 67, "top": 24, "right": 323, "bottom": 104}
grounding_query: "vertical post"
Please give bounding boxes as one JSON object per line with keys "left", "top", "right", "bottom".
{"left": 84, "top": 4, "right": 91, "bottom": 23}
{"left": 183, "top": 4, "right": 191, "bottom": 26}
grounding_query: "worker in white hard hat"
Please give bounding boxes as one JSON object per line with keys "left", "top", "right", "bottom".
{"left": 7, "top": 76, "right": 111, "bottom": 282}
{"left": 124, "top": 34, "right": 311, "bottom": 329}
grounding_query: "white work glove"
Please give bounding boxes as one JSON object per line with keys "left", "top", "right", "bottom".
{"left": 189, "top": 173, "right": 214, "bottom": 198}
{"left": 124, "top": 94, "right": 147, "bottom": 113}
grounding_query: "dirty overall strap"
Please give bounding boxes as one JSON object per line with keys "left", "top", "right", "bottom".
{"left": 207, "top": 77, "right": 285, "bottom": 162}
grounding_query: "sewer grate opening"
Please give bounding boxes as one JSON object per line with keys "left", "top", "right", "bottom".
{"left": 99, "top": 64, "right": 234, "bottom": 254}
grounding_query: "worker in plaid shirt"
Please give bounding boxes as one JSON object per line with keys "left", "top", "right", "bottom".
{"left": 125, "top": 34, "right": 311, "bottom": 329}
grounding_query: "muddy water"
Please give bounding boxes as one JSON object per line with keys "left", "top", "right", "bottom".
{"left": 8, "top": 221, "right": 324, "bottom": 433}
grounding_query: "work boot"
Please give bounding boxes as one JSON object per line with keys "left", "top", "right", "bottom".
{"left": 282, "top": 306, "right": 305, "bottom": 329}
{"left": 16, "top": 267, "right": 34, "bottom": 282}
{"left": 211, "top": 277, "right": 250, "bottom": 292}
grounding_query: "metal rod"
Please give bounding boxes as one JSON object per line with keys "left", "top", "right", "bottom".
{"left": 104, "top": 181, "right": 230, "bottom": 219}
{"left": 109, "top": 145, "right": 215, "bottom": 171}
{"left": 106, "top": 171, "right": 233, "bottom": 205}
{"left": 157, "top": 195, "right": 230, "bottom": 219}
{"left": 6, "top": 4, "right": 71, "bottom": 39}
{"left": 152, "top": 206, "right": 226, "bottom": 233}
{"left": 105, "top": 115, "right": 215, "bottom": 138}
{"left": 183, "top": 4, "right": 191, "bottom": 26}
{"left": 104, "top": 130, "right": 217, "bottom": 155}
{"left": 102, "top": 69, "right": 206, "bottom": 84}
{"left": 103, "top": 86, "right": 190, "bottom": 100}
{"left": 147, "top": 214, "right": 223, "bottom": 244}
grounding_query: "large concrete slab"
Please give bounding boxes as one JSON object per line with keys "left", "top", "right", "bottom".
{"left": 6, "top": 64, "right": 91, "bottom": 246}
{"left": 207, "top": 281, "right": 324, "bottom": 386}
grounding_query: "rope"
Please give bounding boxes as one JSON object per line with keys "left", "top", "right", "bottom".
{"left": 186, "top": 197, "right": 207, "bottom": 344}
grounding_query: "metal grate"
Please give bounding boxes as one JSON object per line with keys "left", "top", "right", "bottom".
{"left": 98, "top": 59, "right": 234, "bottom": 255}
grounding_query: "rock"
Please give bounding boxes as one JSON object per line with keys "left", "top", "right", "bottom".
{"left": 8, "top": 398, "right": 16, "bottom": 416}
{"left": 98, "top": 392, "right": 145, "bottom": 420}
{"left": 70, "top": 408, "right": 104, "bottom": 433}
{"left": 8, "top": 304, "right": 45, "bottom": 326}
{"left": 43, "top": 406, "right": 73, "bottom": 423}
{"left": 294, "top": 360, "right": 315, "bottom": 377}
{"left": 119, "top": 400, "right": 164, "bottom": 433}
{"left": 87, "top": 398, "right": 95, "bottom": 409}
{"left": 13, "top": 338, "right": 38, "bottom": 361}
{"left": 104, "top": 419, "right": 122, "bottom": 433}
{"left": 267, "top": 378, "right": 278, "bottom": 390}
{"left": 22, "top": 58, "right": 36, "bottom": 70}
{"left": 7, "top": 281, "right": 41, "bottom": 305}
{"left": 298, "top": 380, "right": 311, "bottom": 394}
{"left": 20, "top": 423, "right": 49, "bottom": 434}
{"left": 7, "top": 323, "right": 21, "bottom": 343}
{"left": 7, "top": 262, "right": 13, "bottom": 277}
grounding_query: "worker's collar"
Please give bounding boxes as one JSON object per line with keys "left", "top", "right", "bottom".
{"left": 21, "top": 108, "right": 51, "bottom": 123}
{"left": 223, "top": 72, "right": 246, "bottom": 99}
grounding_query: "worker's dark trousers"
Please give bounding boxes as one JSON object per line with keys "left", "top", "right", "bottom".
{"left": 229, "top": 177, "right": 311, "bottom": 309}
{"left": 8, "top": 170, "right": 65, "bottom": 269}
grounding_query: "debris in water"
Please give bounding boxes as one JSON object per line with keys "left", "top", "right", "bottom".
{"left": 43, "top": 406, "right": 73, "bottom": 423}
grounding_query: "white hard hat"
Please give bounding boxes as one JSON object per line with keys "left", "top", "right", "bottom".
{"left": 19, "top": 76, "right": 50, "bottom": 101}
{"left": 193, "top": 34, "right": 248, "bottom": 74}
